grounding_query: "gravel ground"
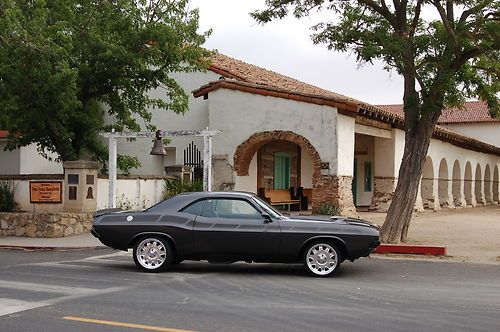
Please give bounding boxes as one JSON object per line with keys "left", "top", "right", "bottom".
{"left": 358, "top": 205, "right": 500, "bottom": 265}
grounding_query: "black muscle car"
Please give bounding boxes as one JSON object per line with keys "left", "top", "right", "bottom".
{"left": 92, "top": 192, "right": 380, "bottom": 277}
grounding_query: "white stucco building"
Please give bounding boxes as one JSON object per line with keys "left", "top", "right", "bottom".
{"left": 1, "top": 54, "right": 499, "bottom": 214}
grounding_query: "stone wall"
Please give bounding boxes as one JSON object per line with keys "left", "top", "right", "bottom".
{"left": 312, "top": 175, "right": 356, "bottom": 217}
{"left": 0, "top": 213, "right": 93, "bottom": 238}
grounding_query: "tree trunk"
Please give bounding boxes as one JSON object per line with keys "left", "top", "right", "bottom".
{"left": 379, "top": 115, "right": 437, "bottom": 243}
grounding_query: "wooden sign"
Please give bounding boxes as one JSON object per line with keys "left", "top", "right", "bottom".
{"left": 30, "top": 182, "right": 62, "bottom": 203}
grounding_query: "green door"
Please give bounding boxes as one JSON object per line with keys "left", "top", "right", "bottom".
{"left": 274, "top": 152, "right": 291, "bottom": 189}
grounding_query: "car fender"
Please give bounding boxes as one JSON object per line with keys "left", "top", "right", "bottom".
{"left": 298, "top": 235, "right": 350, "bottom": 260}
{"left": 129, "top": 232, "right": 177, "bottom": 252}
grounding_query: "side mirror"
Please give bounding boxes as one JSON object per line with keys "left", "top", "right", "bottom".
{"left": 262, "top": 212, "right": 273, "bottom": 223}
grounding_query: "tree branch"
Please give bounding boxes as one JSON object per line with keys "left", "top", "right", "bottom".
{"left": 433, "top": 0, "right": 458, "bottom": 49}
{"left": 409, "top": 0, "right": 425, "bottom": 37}
{"left": 358, "top": 0, "right": 398, "bottom": 29}
{"left": 451, "top": 47, "right": 484, "bottom": 70}
{"left": 458, "top": 0, "right": 493, "bottom": 27}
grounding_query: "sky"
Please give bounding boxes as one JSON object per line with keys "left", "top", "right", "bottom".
{"left": 190, "top": 0, "right": 404, "bottom": 105}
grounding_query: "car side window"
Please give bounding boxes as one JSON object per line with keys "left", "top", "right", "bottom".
{"left": 201, "top": 199, "right": 261, "bottom": 219}
{"left": 181, "top": 200, "right": 206, "bottom": 216}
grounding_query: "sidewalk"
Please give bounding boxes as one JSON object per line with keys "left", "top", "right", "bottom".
{"left": 359, "top": 204, "right": 500, "bottom": 265}
{"left": 0, "top": 232, "right": 104, "bottom": 250}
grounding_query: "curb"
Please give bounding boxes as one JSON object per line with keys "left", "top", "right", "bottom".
{"left": 0, "top": 245, "right": 106, "bottom": 251}
{"left": 375, "top": 244, "right": 446, "bottom": 256}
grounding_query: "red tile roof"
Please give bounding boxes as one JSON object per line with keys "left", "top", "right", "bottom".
{"left": 209, "top": 53, "right": 358, "bottom": 103}
{"left": 197, "top": 53, "right": 500, "bottom": 156}
{"left": 377, "top": 101, "right": 499, "bottom": 124}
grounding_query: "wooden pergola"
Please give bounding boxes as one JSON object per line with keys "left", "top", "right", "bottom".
{"left": 100, "top": 128, "right": 221, "bottom": 208}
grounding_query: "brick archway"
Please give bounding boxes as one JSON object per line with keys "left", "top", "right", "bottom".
{"left": 234, "top": 131, "right": 322, "bottom": 177}
{"left": 233, "top": 131, "right": 355, "bottom": 216}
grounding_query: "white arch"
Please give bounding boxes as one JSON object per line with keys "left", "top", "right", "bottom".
{"left": 438, "top": 158, "right": 453, "bottom": 208}
{"left": 421, "top": 156, "right": 439, "bottom": 210}
{"left": 475, "top": 164, "right": 485, "bottom": 205}
{"left": 484, "top": 164, "right": 492, "bottom": 204}
{"left": 451, "top": 160, "right": 465, "bottom": 207}
{"left": 493, "top": 165, "right": 499, "bottom": 203}
{"left": 464, "top": 161, "right": 475, "bottom": 206}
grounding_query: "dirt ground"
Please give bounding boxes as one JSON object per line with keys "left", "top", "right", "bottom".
{"left": 357, "top": 205, "right": 500, "bottom": 265}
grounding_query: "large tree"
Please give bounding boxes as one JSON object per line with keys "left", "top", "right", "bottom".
{"left": 253, "top": 0, "right": 499, "bottom": 243}
{"left": 0, "top": 0, "right": 210, "bottom": 170}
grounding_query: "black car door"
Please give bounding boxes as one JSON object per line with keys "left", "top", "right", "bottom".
{"left": 193, "top": 198, "right": 281, "bottom": 260}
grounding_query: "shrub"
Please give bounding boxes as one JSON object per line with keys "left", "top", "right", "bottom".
{"left": 0, "top": 181, "right": 17, "bottom": 212}
{"left": 163, "top": 178, "right": 203, "bottom": 199}
{"left": 317, "top": 202, "right": 340, "bottom": 216}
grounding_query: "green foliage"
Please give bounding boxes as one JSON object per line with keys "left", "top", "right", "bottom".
{"left": 0, "top": 0, "right": 211, "bottom": 166}
{"left": 317, "top": 203, "right": 340, "bottom": 216}
{"left": 0, "top": 181, "right": 17, "bottom": 212}
{"left": 117, "top": 155, "right": 142, "bottom": 176}
{"left": 253, "top": 1, "right": 499, "bottom": 117}
{"left": 163, "top": 178, "right": 203, "bottom": 199}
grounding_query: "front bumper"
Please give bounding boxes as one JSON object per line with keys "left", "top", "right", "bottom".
{"left": 90, "top": 227, "right": 99, "bottom": 239}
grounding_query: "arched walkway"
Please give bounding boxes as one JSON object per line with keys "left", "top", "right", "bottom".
{"left": 475, "top": 164, "right": 485, "bottom": 205}
{"left": 234, "top": 131, "right": 321, "bottom": 176}
{"left": 421, "top": 156, "right": 439, "bottom": 210}
{"left": 438, "top": 158, "right": 453, "bottom": 208}
{"left": 494, "top": 166, "right": 499, "bottom": 203}
{"left": 484, "top": 165, "right": 492, "bottom": 204}
{"left": 233, "top": 131, "right": 354, "bottom": 214}
{"left": 451, "top": 160, "right": 465, "bottom": 207}
{"left": 464, "top": 162, "right": 474, "bottom": 206}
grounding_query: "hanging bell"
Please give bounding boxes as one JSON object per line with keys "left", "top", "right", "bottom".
{"left": 150, "top": 130, "right": 167, "bottom": 155}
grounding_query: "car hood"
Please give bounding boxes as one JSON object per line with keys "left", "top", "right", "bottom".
{"left": 285, "top": 215, "right": 380, "bottom": 230}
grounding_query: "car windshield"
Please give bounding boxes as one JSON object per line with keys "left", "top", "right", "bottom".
{"left": 252, "top": 196, "right": 284, "bottom": 219}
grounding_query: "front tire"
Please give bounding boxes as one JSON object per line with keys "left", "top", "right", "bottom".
{"left": 303, "top": 241, "right": 341, "bottom": 277}
{"left": 133, "top": 236, "right": 173, "bottom": 272}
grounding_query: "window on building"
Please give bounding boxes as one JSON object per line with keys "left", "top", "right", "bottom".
{"left": 68, "top": 174, "right": 79, "bottom": 185}
{"left": 69, "top": 186, "right": 77, "bottom": 200}
{"left": 274, "top": 152, "right": 291, "bottom": 189}
{"left": 364, "top": 162, "right": 372, "bottom": 192}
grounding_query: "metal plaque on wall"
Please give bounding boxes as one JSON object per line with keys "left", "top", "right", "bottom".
{"left": 30, "top": 182, "right": 63, "bottom": 203}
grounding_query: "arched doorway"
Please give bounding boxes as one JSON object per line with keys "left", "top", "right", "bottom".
{"left": 421, "top": 156, "right": 438, "bottom": 210}
{"left": 233, "top": 131, "right": 354, "bottom": 214}
{"left": 438, "top": 158, "right": 452, "bottom": 208}
{"left": 494, "top": 166, "right": 499, "bottom": 203}
{"left": 464, "top": 162, "right": 474, "bottom": 206}
{"left": 475, "top": 164, "right": 484, "bottom": 205}
{"left": 484, "top": 165, "right": 492, "bottom": 204}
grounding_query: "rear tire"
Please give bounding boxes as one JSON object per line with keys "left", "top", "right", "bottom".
{"left": 303, "top": 241, "right": 341, "bottom": 277}
{"left": 133, "top": 236, "right": 173, "bottom": 272}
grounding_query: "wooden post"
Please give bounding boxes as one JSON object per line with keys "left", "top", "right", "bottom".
{"left": 108, "top": 130, "right": 117, "bottom": 208}
{"left": 203, "top": 133, "right": 210, "bottom": 192}
{"left": 208, "top": 134, "right": 213, "bottom": 191}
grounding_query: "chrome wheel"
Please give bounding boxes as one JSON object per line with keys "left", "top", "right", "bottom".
{"left": 305, "top": 243, "right": 339, "bottom": 276}
{"left": 136, "top": 238, "right": 167, "bottom": 270}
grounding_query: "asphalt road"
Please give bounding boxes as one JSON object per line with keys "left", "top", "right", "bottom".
{"left": 0, "top": 248, "right": 499, "bottom": 332}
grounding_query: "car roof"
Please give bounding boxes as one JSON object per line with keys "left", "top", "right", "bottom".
{"left": 146, "top": 191, "right": 258, "bottom": 212}
{"left": 178, "top": 191, "right": 256, "bottom": 198}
